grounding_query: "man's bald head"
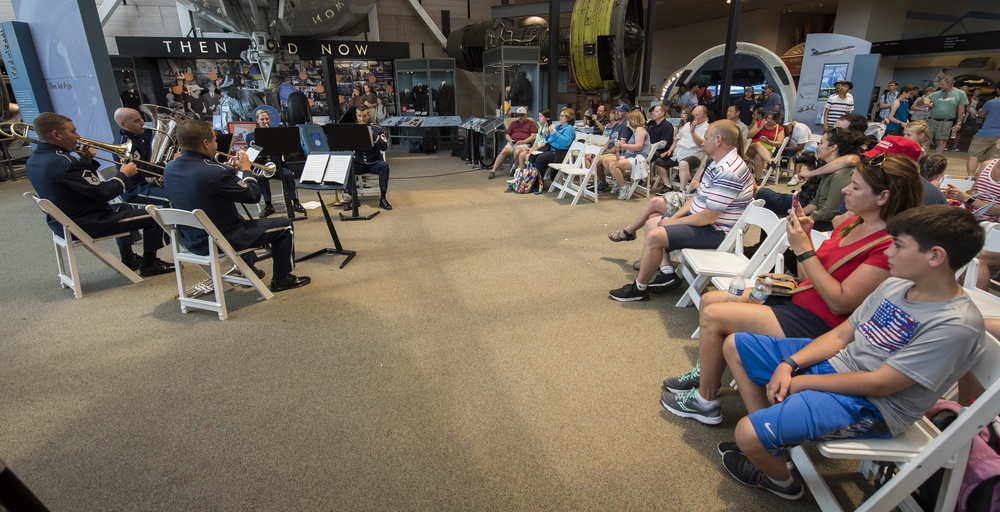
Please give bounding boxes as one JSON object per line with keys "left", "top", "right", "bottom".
{"left": 114, "top": 107, "right": 145, "bottom": 135}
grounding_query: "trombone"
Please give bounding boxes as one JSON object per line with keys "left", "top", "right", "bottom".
{"left": 0, "top": 121, "right": 165, "bottom": 178}
{"left": 213, "top": 151, "right": 277, "bottom": 178}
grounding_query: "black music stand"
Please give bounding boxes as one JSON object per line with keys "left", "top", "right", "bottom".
{"left": 296, "top": 176, "right": 355, "bottom": 268}
{"left": 253, "top": 126, "right": 306, "bottom": 221}
{"left": 216, "top": 133, "right": 233, "bottom": 154}
{"left": 323, "top": 123, "right": 379, "bottom": 221}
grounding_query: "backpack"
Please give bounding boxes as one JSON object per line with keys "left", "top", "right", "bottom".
{"left": 512, "top": 164, "right": 540, "bottom": 194}
{"left": 877, "top": 400, "right": 1000, "bottom": 511}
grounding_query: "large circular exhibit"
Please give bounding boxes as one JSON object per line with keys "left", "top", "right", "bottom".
{"left": 446, "top": 0, "right": 646, "bottom": 98}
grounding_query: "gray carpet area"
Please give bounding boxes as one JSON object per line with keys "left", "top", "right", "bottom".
{"left": 3, "top": 150, "right": 967, "bottom": 510}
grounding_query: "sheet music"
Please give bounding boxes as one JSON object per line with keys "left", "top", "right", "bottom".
{"left": 324, "top": 155, "right": 352, "bottom": 184}
{"left": 300, "top": 153, "right": 330, "bottom": 183}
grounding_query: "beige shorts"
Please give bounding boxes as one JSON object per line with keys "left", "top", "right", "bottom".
{"left": 929, "top": 118, "right": 955, "bottom": 140}
{"left": 968, "top": 136, "right": 1000, "bottom": 160}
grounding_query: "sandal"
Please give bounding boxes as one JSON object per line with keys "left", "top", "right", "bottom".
{"left": 488, "top": 171, "right": 496, "bottom": 179}
{"left": 608, "top": 228, "right": 636, "bottom": 242}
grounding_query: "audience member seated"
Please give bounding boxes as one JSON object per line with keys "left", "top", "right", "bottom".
{"left": 659, "top": 106, "right": 710, "bottom": 193}
{"left": 585, "top": 104, "right": 610, "bottom": 133}
{"left": 757, "top": 128, "right": 866, "bottom": 231}
{"left": 943, "top": 141, "right": 1000, "bottom": 289}
{"left": 652, "top": 106, "right": 692, "bottom": 193}
{"left": 514, "top": 109, "right": 550, "bottom": 174}
{"left": 533, "top": 108, "right": 577, "bottom": 190}
{"left": 782, "top": 121, "right": 814, "bottom": 186}
{"left": 646, "top": 104, "right": 675, "bottom": 193}
{"left": 660, "top": 153, "right": 923, "bottom": 425}
{"left": 595, "top": 103, "right": 635, "bottom": 192}
{"left": 745, "top": 110, "right": 785, "bottom": 181}
{"left": 488, "top": 107, "right": 537, "bottom": 179}
{"left": 245, "top": 109, "right": 304, "bottom": 218}
{"left": 25, "top": 112, "right": 174, "bottom": 276}
{"left": 163, "top": 120, "right": 311, "bottom": 292}
{"left": 608, "top": 110, "right": 651, "bottom": 200}
{"left": 726, "top": 105, "right": 748, "bottom": 144}
{"left": 717, "top": 205, "right": 984, "bottom": 501}
{"left": 608, "top": 120, "right": 754, "bottom": 301}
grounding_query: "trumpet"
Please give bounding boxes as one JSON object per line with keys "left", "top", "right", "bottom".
{"left": 0, "top": 121, "right": 164, "bottom": 177}
{"left": 212, "top": 151, "right": 276, "bottom": 178}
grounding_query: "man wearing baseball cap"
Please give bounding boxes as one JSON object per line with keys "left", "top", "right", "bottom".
{"left": 489, "top": 106, "right": 537, "bottom": 179}
{"left": 593, "top": 103, "right": 634, "bottom": 191}
{"left": 822, "top": 80, "right": 854, "bottom": 132}
{"left": 864, "top": 135, "right": 946, "bottom": 205}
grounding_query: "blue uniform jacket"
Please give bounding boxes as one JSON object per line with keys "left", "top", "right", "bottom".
{"left": 352, "top": 125, "right": 388, "bottom": 165}
{"left": 162, "top": 150, "right": 265, "bottom": 255}
{"left": 114, "top": 129, "right": 157, "bottom": 191}
{"left": 25, "top": 142, "right": 131, "bottom": 234}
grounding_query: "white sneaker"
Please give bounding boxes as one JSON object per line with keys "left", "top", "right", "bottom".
{"left": 617, "top": 186, "right": 629, "bottom": 200}
{"left": 610, "top": 183, "right": 620, "bottom": 194}
{"left": 787, "top": 176, "right": 800, "bottom": 187}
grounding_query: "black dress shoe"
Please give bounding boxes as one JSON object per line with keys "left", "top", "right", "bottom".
{"left": 292, "top": 201, "right": 306, "bottom": 214}
{"left": 139, "top": 259, "right": 175, "bottom": 277}
{"left": 122, "top": 254, "right": 141, "bottom": 271}
{"left": 225, "top": 265, "right": 265, "bottom": 279}
{"left": 260, "top": 204, "right": 276, "bottom": 218}
{"left": 342, "top": 200, "right": 354, "bottom": 211}
{"left": 270, "top": 274, "right": 311, "bottom": 292}
{"left": 379, "top": 198, "right": 393, "bottom": 210}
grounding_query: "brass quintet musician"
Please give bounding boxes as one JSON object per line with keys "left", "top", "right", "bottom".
{"left": 113, "top": 107, "right": 171, "bottom": 206}
{"left": 25, "top": 112, "right": 175, "bottom": 276}
{"left": 162, "top": 120, "right": 311, "bottom": 293}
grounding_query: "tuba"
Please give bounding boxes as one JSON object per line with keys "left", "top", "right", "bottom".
{"left": 139, "top": 104, "right": 183, "bottom": 164}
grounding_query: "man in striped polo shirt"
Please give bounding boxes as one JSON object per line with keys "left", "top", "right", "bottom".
{"left": 610, "top": 120, "right": 755, "bottom": 301}
{"left": 822, "top": 81, "right": 854, "bottom": 132}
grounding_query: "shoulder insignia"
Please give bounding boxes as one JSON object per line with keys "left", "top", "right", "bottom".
{"left": 82, "top": 169, "right": 101, "bottom": 186}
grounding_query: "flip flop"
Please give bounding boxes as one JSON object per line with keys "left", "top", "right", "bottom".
{"left": 488, "top": 171, "right": 496, "bottom": 179}
{"left": 608, "top": 228, "right": 636, "bottom": 242}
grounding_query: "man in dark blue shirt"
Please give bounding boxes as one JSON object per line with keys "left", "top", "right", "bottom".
{"left": 343, "top": 105, "right": 392, "bottom": 211}
{"left": 112, "top": 107, "right": 170, "bottom": 206}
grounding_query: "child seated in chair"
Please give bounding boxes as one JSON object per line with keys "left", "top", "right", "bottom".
{"left": 717, "top": 204, "right": 985, "bottom": 500}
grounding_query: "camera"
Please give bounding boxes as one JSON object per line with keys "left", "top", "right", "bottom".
{"left": 792, "top": 147, "right": 826, "bottom": 169}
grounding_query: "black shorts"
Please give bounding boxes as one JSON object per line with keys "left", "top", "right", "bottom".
{"left": 655, "top": 155, "right": 701, "bottom": 170}
{"left": 765, "top": 296, "right": 834, "bottom": 339}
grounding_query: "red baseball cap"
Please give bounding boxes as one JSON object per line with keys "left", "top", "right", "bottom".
{"left": 862, "top": 135, "right": 923, "bottom": 163}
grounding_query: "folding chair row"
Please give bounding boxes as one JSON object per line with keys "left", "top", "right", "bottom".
{"left": 626, "top": 139, "right": 669, "bottom": 200}
{"left": 548, "top": 140, "right": 606, "bottom": 205}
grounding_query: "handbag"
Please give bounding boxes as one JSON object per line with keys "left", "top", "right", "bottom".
{"left": 756, "top": 273, "right": 798, "bottom": 297}
{"left": 758, "top": 234, "right": 892, "bottom": 296}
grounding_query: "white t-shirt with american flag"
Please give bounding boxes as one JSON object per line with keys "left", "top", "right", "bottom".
{"left": 688, "top": 148, "right": 754, "bottom": 232}
{"left": 832, "top": 277, "right": 983, "bottom": 436}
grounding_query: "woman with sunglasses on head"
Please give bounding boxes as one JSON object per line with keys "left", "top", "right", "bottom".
{"left": 660, "top": 153, "right": 923, "bottom": 426}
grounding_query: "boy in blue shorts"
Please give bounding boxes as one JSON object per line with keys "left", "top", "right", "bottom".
{"left": 719, "top": 204, "right": 986, "bottom": 500}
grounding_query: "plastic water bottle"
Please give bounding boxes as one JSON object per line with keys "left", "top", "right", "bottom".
{"left": 727, "top": 275, "right": 746, "bottom": 302}
{"left": 748, "top": 277, "right": 773, "bottom": 305}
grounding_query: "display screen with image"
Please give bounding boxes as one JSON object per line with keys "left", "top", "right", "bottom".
{"left": 818, "top": 63, "right": 849, "bottom": 101}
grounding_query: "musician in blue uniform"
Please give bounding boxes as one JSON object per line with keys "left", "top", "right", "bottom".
{"left": 245, "top": 109, "right": 305, "bottom": 218}
{"left": 343, "top": 104, "right": 392, "bottom": 211}
{"left": 162, "top": 120, "right": 310, "bottom": 293}
{"left": 25, "top": 112, "right": 174, "bottom": 276}
{"left": 112, "top": 107, "right": 170, "bottom": 206}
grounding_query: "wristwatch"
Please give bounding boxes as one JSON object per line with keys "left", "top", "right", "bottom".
{"left": 781, "top": 356, "right": 801, "bottom": 375}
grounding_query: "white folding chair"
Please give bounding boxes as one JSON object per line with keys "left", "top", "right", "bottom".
{"left": 550, "top": 143, "right": 604, "bottom": 205}
{"left": 24, "top": 191, "right": 142, "bottom": 299}
{"left": 790, "top": 332, "right": 1000, "bottom": 512}
{"left": 674, "top": 200, "right": 786, "bottom": 309}
{"left": 961, "top": 222, "right": 1000, "bottom": 318}
{"left": 760, "top": 136, "right": 792, "bottom": 185}
{"left": 146, "top": 205, "right": 273, "bottom": 320}
{"left": 627, "top": 140, "right": 668, "bottom": 200}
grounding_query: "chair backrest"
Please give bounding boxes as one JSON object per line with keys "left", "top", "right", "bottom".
{"left": 940, "top": 174, "right": 976, "bottom": 193}
{"left": 645, "top": 140, "right": 667, "bottom": 164}
{"left": 769, "top": 136, "right": 790, "bottom": 163}
{"left": 715, "top": 198, "right": 766, "bottom": 253}
{"left": 146, "top": 205, "right": 246, "bottom": 267}
{"left": 590, "top": 135, "right": 610, "bottom": 147}
{"left": 741, "top": 218, "right": 789, "bottom": 279}
{"left": 810, "top": 229, "right": 831, "bottom": 249}
{"left": 560, "top": 140, "right": 587, "bottom": 166}
{"left": 25, "top": 191, "right": 88, "bottom": 243}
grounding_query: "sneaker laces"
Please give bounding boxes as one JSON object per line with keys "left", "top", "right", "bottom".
{"left": 732, "top": 453, "right": 769, "bottom": 487}
{"left": 675, "top": 387, "right": 699, "bottom": 404}
{"left": 677, "top": 362, "right": 701, "bottom": 383}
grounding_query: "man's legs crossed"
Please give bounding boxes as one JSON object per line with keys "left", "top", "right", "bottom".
{"left": 490, "top": 144, "right": 513, "bottom": 175}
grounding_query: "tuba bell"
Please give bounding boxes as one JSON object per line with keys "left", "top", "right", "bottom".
{"left": 139, "top": 104, "right": 181, "bottom": 164}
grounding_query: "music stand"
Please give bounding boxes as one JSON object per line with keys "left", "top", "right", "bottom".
{"left": 322, "top": 123, "right": 379, "bottom": 221}
{"left": 216, "top": 133, "right": 233, "bottom": 155}
{"left": 253, "top": 127, "right": 306, "bottom": 221}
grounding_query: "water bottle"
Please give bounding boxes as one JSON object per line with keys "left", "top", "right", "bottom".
{"left": 748, "top": 277, "right": 773, "bottom": 305}
{"left": 727, "top": 275, "right": 746, "bottom": 302}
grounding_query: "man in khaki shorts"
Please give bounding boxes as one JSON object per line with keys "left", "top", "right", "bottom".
{"left": 926, "top": 75, "right": 968, "bottom": 155}
{"left": 967, "top": 95, "right": 1000, "bottom": 175}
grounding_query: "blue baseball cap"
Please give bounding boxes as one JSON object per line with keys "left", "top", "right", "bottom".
{"left": 614, "top": 103, "right": 632, "bottom": 112}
